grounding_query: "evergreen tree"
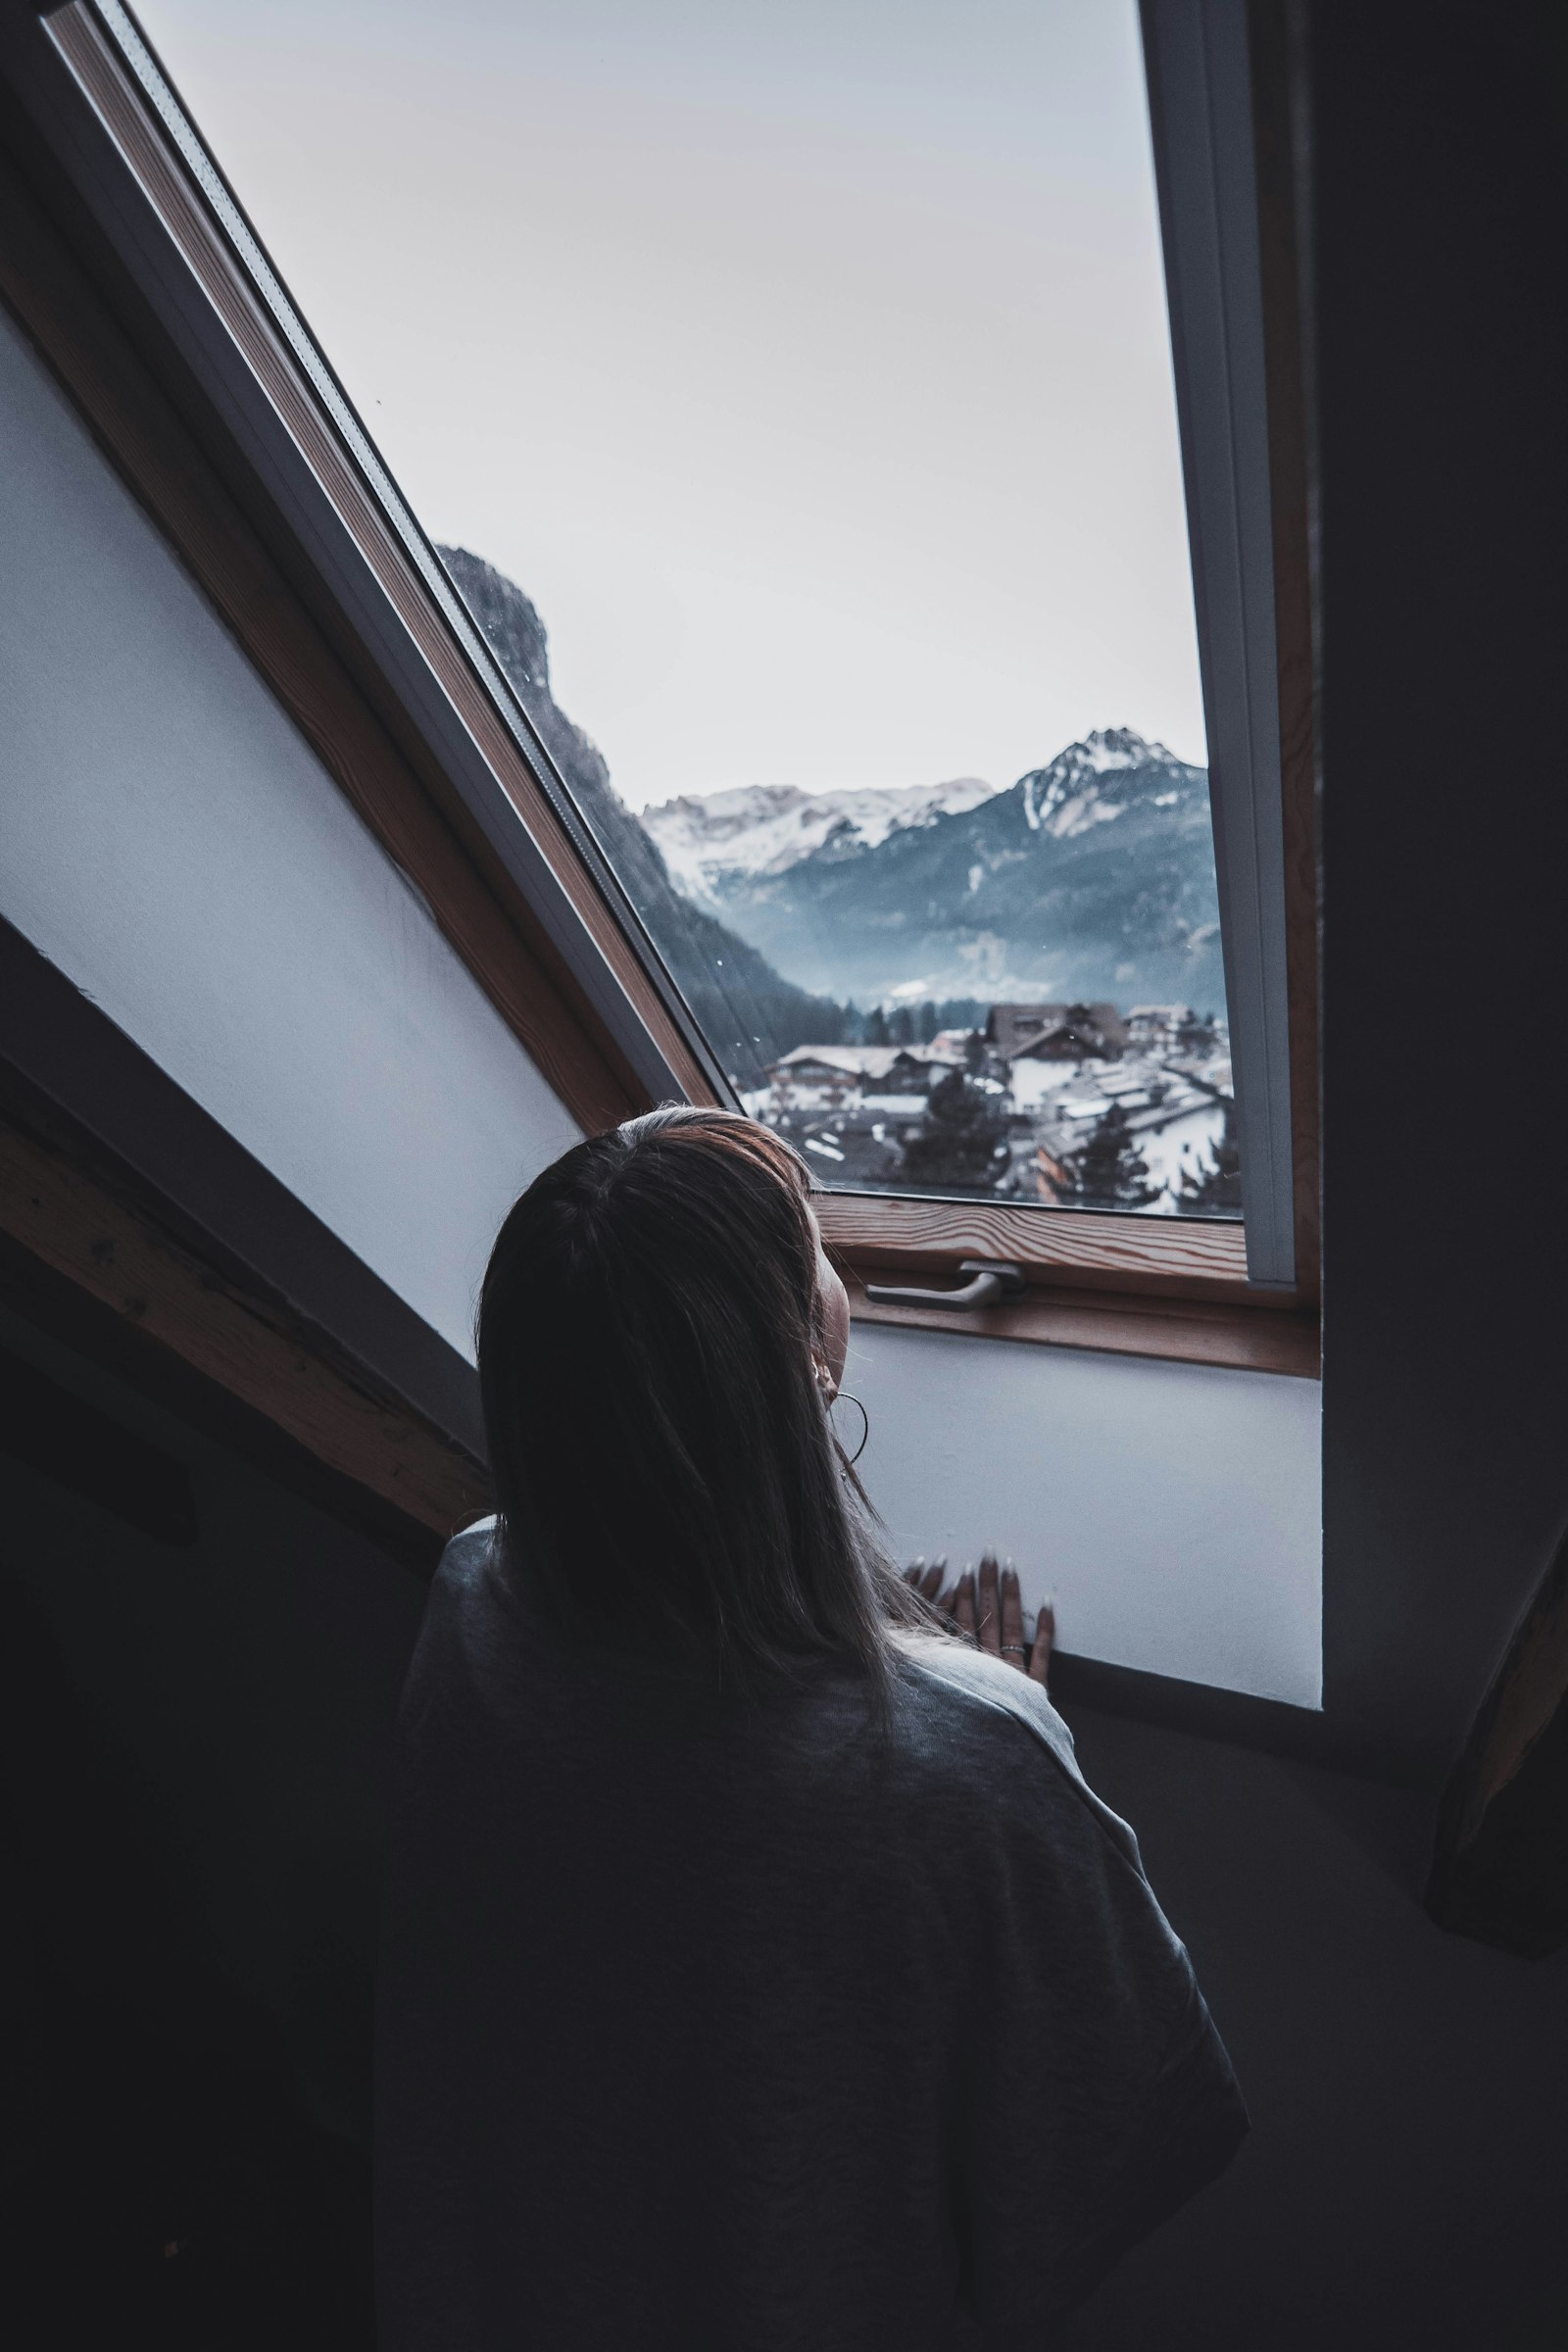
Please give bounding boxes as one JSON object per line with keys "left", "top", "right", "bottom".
{"left": 1177, "top": 1101, "right": 1242, "bottom": 1214}
{"left": 863, "top": 1004, "right": 891, "bottom": 1047}
{"left": 899, "top": 1068, "right": 1012, "bottom": 1193}
{"left": 1061, "top": 1102, "right": 1162, "bottom": 1210}
{"left": 888, "top": 1004, "right": 915, "bottom": 1046}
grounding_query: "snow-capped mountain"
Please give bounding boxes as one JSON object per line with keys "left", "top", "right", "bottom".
{"left": 643, "top": 776, "right": 998, "bottom": 905}
{"left": 1017, "top": 728, "right": 1187, "bottom": 836}
{"left": 694, "top": 729, "right": 1224, "bottom": 1009}
{"left": 437, "top": 543, "right": 1226, "bottom": 1067}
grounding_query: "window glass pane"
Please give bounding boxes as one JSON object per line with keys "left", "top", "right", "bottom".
{"left": 138, "top": 0, "right": 1239, "bottom": 1220}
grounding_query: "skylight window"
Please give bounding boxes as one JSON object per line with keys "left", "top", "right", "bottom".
{"left": 135, "top": 0, "right": 1240, "bottom": 1223}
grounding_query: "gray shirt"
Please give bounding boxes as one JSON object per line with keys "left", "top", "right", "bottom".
{"left": 376, "top": 1524, "right": 1246, "bottom": 2349}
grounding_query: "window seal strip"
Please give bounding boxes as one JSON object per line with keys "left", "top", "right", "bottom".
{"left": 1143, "top": 0, "right": 1300, "bottom": 1289}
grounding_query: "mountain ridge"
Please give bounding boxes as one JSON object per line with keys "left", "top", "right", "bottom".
{"left": 644, "top": 775, "right": 997, "bottom": 904}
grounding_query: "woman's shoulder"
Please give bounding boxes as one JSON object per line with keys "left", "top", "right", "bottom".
{"left": 420, "top": 1515, "right": 508, "bottom": 1649}
{"left": 896, "top": 1634, "right": 1078, "bottom": 1773}
{"left": 400, "top": 1518, "right": 522, "bottom": 1728}
{"left": 438, "top": 1515, "right": 500, "bottom": 1586}
{"left": 891, "top": 1635, "right": 1145, "bottom": 1874}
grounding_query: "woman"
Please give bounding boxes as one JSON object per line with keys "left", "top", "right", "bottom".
{"left": 375, "top": 1107, "right": 1246, "bottom": 2349}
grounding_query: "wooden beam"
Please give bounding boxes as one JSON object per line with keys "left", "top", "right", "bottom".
{"left": 0, "top": 1111, "right": 490, "bottom": 1547}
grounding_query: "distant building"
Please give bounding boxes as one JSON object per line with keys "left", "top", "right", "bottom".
{"left": 768, "top": 1044, "right": 938, "bottom": 1096}
{"left": 986, "top": 1003, "right": 1069, "bottom": 1060}
{"left": 1125, "top": 1004, "right": 1196, "bottom": 1048}
{"left": 988, "top": 1001, "right": 1128, "bottom": 1064}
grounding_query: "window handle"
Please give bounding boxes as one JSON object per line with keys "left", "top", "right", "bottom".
{"left": 863, "top": 1259, "right": 1026, "bottom": 1312}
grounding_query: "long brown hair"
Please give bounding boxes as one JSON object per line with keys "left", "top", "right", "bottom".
{"left": 476, "top": 1106, "right": 936, "bottom": 1698}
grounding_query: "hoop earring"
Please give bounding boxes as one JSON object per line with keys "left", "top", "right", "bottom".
{"left": 833, "top": 1392, "right": 870, "bottom": 1465}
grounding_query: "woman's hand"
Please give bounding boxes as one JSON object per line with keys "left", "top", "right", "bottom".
{"left": 903, "top": 1553, "right": 1054, "bottom": 1685}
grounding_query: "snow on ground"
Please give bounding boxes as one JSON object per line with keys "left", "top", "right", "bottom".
{"left": 745, "top": 1032, "right": 1233, "bottom": 1215}
{"left": 1136, "top": 1102, "right": 1228, "bottom": 1206}
{"left": 1009, "top": 1059, "right": 1084, "bottom": 1111}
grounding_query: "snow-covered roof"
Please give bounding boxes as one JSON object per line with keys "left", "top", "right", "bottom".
{"left": 771, "top": 1044, "right": 935, "bottom": 1080}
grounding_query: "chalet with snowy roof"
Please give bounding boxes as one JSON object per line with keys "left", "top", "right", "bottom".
{"left": 768, "top": 1044, "right": 936, "bottom": 1096}
{"left": 986, "top": 1002, "right": 1127, "bottom": 1064}
{"left": 985, "top": 1003, "right": 1068, "bottom": 1059}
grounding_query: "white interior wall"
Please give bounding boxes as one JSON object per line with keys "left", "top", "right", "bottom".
{"left": 0, "top": 306, "right": 578, "bottom": 1360}
{"left": 849, "top": 1324, "right": 1322, "bottom": 1707}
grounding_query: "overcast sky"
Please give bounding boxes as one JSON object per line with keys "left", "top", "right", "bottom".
{"left": 136, "top": 0, "right": 1206, "bottom": 808}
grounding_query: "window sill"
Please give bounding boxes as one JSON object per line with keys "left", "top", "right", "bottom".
{"left": 842, "top": 1269, "right": 1318, "bottom": 1378}
{"left": 816, "top": 1191, "right": 1260, "bottom": 1299}
{"left": 818, "top": 1196, "right": 1318, "bottom": 1377}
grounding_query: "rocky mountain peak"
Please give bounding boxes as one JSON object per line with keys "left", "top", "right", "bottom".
{"left": 1017, "top": 728, "right": 1194, "bottom": 838}
{"left": 436, "top": 544, "right": 552, "bottom": 700}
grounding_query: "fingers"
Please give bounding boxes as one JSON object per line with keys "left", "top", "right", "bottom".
{"left": 976, "top": 1553, "right": 1002, "bottom": 1654}
{"left": 903, "top": 1559, "right": 950, "bottom": 1612}
{"left": 1029, "top": 1597, "right": 1055, "bottom": 1687}
{"left": 1000, "top": 1563, "right": 1026, "bottom": 1674}
{"left": 922, "top": 1556, "right": 1052, "bottom": 1675}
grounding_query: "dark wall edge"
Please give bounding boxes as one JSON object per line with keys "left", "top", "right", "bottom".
{"left": 0, "top": 913, "right": 485, "bottom": 1459}
{"left": 1050, "top": 1647, "right": 1420, "bottom": 1788}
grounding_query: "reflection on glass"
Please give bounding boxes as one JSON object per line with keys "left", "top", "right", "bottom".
{"left": 137, "top": 0, "right": 1239, "bottom": 1217}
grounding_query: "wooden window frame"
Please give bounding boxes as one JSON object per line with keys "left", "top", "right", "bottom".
{"left": 0, "top": 0, "right": 1318, "bottom": 1383}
